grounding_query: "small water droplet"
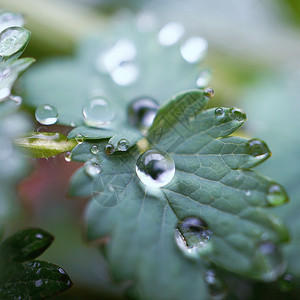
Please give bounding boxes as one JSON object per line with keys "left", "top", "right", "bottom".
{"left": 229, "top": 108, "right": 246, "bottom": 122}
{"left": 266, "top": 183, "right": 288, "bottom": 206}
{"left": 75, "top": 134, "right": 84, "bottom": 144}
{"left": 128, "top": 97, "right": 159, "bottom": 131}
{"left": 255, "top": 241, "right": 286, "bottom": 281}
{"left": 196, "top": 69, "right": 211, "bottom": 88}
{"left": 180, "top": 37, "right": 208, "bottom": 63}
{"left": 245, "top": 190, "right": 251, "bottom": 197}
{"left": 0, "top": 12, "right": 24, "bottom": 33}
{"left": 117, "top": 139, "right": 130, "bottom": 151}
{"left": 35, "top": 279, "right": 43, "bottom": 288}
{"left": 64, "top": 151, "right": 72, "bottom": 162}
{"left": 82, "top": 97, "right": 115, "bottom": 127}
{"left": 58, "top": 268, "right": 66, "bottom": 274}
{"left": 0, "top": 26, "right": 30, "bottom": 58}
{"left": 0, "top": 87, "right": 10, "bottom": 100}
{"left": 278, "top": 273, "right": 296, "bottom": 292}
{"left": 35, "top": 104, "right": 58, "bottom": 125}
{"left": 110, "top": 61, "right": 139, "bottom": 86}
{"left": 136, "top": 149, "right": 175, "bottom": 188}
{"left": 158, "top": 22, "right": 185, "bottom": 46}
{"left": 214, "top": 107, "right": 224, "bottom": 118}
{"left": 175, "top": 217, "right": 213, "bottom": 258}
{"left": 205, "top": 270, "right": 227, "bottom": 300}
{"left": 90, "top": 145, "right": 99, "bottom": 155}
{"left": 204, "top": 87, "right": 215, "bottom": 99}
{"left": 84, "top": 158, "right": 101, "bottom": 178}
{"left": 247, "top": 139, "right": 271, "bottom": 160}
{"left": 35, "top": 234, "right": 43, "bottom": 239}
{"left": 105, "top": 143, "right": 115, "bottom": 156}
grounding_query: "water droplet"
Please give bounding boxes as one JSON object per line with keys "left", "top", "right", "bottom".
{"left": 180, "top": 37, "right": 208, "bottom": 63}
{"left": 204, "top": 87, "right": 215, "bottom": 99}
{"left": 58, "top": 268, "right": 66, "bottom": 274}
{"left": 35, "top": 279, "right": 43, "bottom": 288}
{"left": 278, "top": 273, "right": 296, "bottom": 292}
{"left": 35, "top": 234, "right": 43, "bottom": 239}
{"left": 205, "top": 270, "right": 227, "bottom": 300}
{"left": 75, "top": 134, "right": 84, "bottom": 144}
{"left": 229, "top": 108, "right": 246, "bottom": 122}
{"left": 245, "top": 190, "right": 251, "bottom": 197}
{"left": 247, "top": 139, "right": 271, "bottom": 160}
{"left": 214, "top": 107, "right": 224, "bottom": 118}
{"left": 90, "top": 145, "right": 99, "bottom": 155}
{"left": 175, "top": 217, "right": 213, "bottom": 258}
{"left": 82, "top": 97, "right": 115, "bottom": 128}
{"left": 196, "top": 69, "right": 211, "bottom": 88}
{"left": 128, "top": 97, "right": 159, "bottom": 131}
{"left": 158, "top": 22, "right": 185, "bottom": 46}
{"left": 136, "top": 149, "right": 175, "bottom": 188}
{"left": 97, "top": 39, "right": 137, "bottom": 74}
{"left": 64, "top": 151, "right": 72, "bottom": 162}
{"left": 84, "top": 158, "right": 101, "bottom": 178}
{"left": 0, "top": 87, "right": 10, "bottom": 100}
{"left": 110, "top": 61, "right": 139, "bottom": 86}
{"left": 0, "top": 12, "right": 24, "bottom": 33}
{"left": 266, "top": 183, "right": 288, "bottom": 206}
{"left": 0, "top": 27, "right": 30, "bottom": 58}
{"left": 255, "top": 241, "right": 286, "bottom": 281}
{"left": 117, "top": 139, "right": 130, "bottom": 151}
{"left": 35, "top": 104, "right": 58, "bottom": 125}
{"left": 105, "top": 143, "right": 115, "bottom": 155}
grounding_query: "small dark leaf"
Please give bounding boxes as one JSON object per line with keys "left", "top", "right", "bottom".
{"left": 0, "top": 228, "right": 53, "bottom": 263}
{"left": 0, "top": 260, "right": 72, "bottom": 299}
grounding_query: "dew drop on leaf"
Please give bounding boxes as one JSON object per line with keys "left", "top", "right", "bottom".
{"left": 158, "top": 22, "right": 185, "bottom": 46}
{"left": 84, "top": 158, "right": 101, "bottom": 178}
{"left": 255, "top": 241, "right": 286, "bottom": 281}
{"left": 117, "top": 139, "right": 130, "bottom": 151}
{"left": 64, "top": 151, "right": 72, "bottom": 162}
{"left": 0, "top": 11, "right": 24, "bottom": 33}
{"left": 75, "top": 134, "right": 84, "bottom": 144}
{"left": 204, "top": 87, "right": 215, "bottom": 99}
{"left": 266, "top": 183, "right": 288, "bottom": 206}
{"left": 175, "top": 217, "right": 213, "bottom": 258}
{"left": 105, "top": 143, "right": 115, "bottom": 156}
{"left": 82, "top": 97, "right": 115, "bottom": 128}
{"left": 247, "top": 139, "right": 270, "bottom": 160}
{"left": 128, "top": 97, "right": 159, "bottom": 132}
{"left": 180, "top": 37, "right": 208, "bottom": 63}
{"left": 205, "top": 270, "right": 227, "bottom": 300}
{"left": 90, "top": 145, "right": 99, "bottom": 155}
{"left": 136, "top": 149, "right": 175, "bottom": 188}
{"left": 35, "top": 104, "right": 58, "bottom": 125}
{"left": 214, "top": 107, "right": 224, "bottom": 118}
{"left": 196, "top": 69, "right": 211, "bottom": 88}
{"left": 229, "top": 108, "right": 246, "bottom": 122}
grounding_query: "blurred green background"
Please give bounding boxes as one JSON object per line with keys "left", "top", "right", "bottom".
{"left": 0, "top": 0, "right": 300, "bottom": 298}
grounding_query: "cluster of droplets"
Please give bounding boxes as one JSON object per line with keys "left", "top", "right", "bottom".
{"left": 135, "top": 149, "right": 175, "bottom": 188}
{"left": 175, "top": 217, "right": 213, "bottom": 258}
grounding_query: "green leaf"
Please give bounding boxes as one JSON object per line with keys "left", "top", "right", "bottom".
{"left": 0, "top": 225, "right": 4, "bottom": 242}
{"left": 0, "top": 228, "right": 53, "bottom": 263}
{"left": 23, "top": 20, "right": 208, "bottom": 148}
{"left": 14, "top": 132, "right": 78, "bottom": 158}
{"left": 242, "top": 73, "right": 300, "bottom": 281}
{"left": 0, "top": 260, "right": 72, "bottom": 299}
{"left": 70, "top": 90, "right": 289, "bottom": 299}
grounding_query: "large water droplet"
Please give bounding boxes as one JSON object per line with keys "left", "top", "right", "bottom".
{"left": 117, "top": 139, "right": 130, "bottom": 151}
{"left": 82, "top": 97, "right": 115, "bottom": 127}
{"left": 175, "top": 217, "right": 213, "bottom": 258}
{"left": 278, "top": 273, "right": 296, "bottom": 292}
{"left": 196, "top": 69, "right": 211, "bottom": 88}
{"left": 0, "top": 12, "right": 24, "bottom": 33}
{"left": 136, "top": 149, "right": 175, "bottom": 188}
{"left": 255, "top": 241, "right": 286, "bottom": 281}
{"left": 90, "top": 145, "right": 99, "bottom": 155}
{"left": 0, "top": 26, "right": 30, "bottom": 58}
{"left": 266, "top": 183, "right": 288, "bottom": 206}
{"left": 35, "top": 104, "right": 58, "bottom": 125}
{"left": 84, "top": 158, "right": 102, "bottom": 178}
{"left": 110, "top": 61, "right": 139, "bottom": 86}
{"left": 229, "top": 108, "right": 246, "bottom": 122}
{"left": 205, "top": 270, "right": 227, "bottom": 300}
{"left": 128, "top": 97, "right": 159, "bottom": 131}
{"left": 75, "top": 134, "right": 84, "bottom": 144}
{"left": 180, "top": 37, "right": 208, "bottom": 63}
{"left": 158, "top": 22, "right": 185, "bottom": 46}
{"left": 247, "top": 139, "right": 271, "bottom": 160}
